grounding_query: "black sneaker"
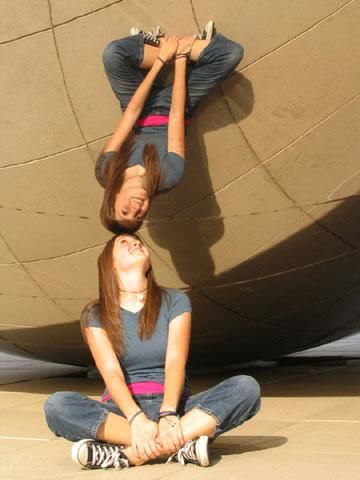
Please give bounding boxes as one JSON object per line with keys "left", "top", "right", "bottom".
{"left": 167, "top": 435, "right": 210, "bottom": 466}
{"left": 130, "top": 26, "right": 165, "bottom": 46}
{"left": 194, "top": 20, "right": 215, "bottom": 41}
{"left": 71, "top": 439, "right": 129, "bottom": 469}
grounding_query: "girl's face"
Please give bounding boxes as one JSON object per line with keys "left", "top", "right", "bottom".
{"left": 114, "top": 184, "right": 150, "bottom": 222}
{"left": 113, "top": 234, "right": 150, "bottom": 273}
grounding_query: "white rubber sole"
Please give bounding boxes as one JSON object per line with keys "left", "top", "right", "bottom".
{"left": 204, "top": 20, "right": 214, "bottom": 41}
{"left": 196, "top": 435, "right": 210, "bottom": 467}
{"left": 71, "top": 438, "right": 92, "bottom": 469}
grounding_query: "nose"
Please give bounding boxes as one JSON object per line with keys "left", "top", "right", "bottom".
{"left": 132, "top": 239, "right": 141, "bottom": 249}
{"left": 129, "top": 199, "right": 141, "bottom": 215}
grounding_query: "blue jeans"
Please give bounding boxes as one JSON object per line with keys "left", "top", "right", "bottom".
{"left": 102, "top": 33, "right": 244, "bottom": 118}
{"left": 44, "top": 375, "right": 260, "bottom": 442}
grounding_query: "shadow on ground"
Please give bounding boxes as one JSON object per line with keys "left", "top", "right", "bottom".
{"left": 211, "top": 434, "right": 287, "bottom": 457}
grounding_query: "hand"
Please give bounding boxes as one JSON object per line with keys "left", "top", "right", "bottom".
{"left": 130, "top": 414, "right": 161, "bottom": 461}
{"left": 157, "top": 415, "right": 185, "bottom": 454}
{"left": 158, "top": 36, "right": 179, "bottom": 62}
{"left": 176, "top": 36, "right": 196, "bottom": 56}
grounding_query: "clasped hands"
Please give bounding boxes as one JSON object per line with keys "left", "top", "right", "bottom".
{"left": 130, "top": 412, "right": 185, "bottom": 461}
{"left": 158, "top": 35, "right": 196, "bottom": 63}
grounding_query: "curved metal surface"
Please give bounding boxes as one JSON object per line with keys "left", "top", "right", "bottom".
{"left": 1, "top": 0, "right": 360, "bottom": 366}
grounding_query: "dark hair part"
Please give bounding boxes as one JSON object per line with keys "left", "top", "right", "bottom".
{"left": 80, "top": 234, "right": 163, "bottom": 357}
{"left": 99, "top": 132, "right": 162, "bottom": 234}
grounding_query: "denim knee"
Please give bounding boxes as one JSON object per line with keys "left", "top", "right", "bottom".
{"left": 209, "top": 375, "right": 261, "bottom": 436}
{"left": 102, "top": 36, "right": 142, "bottom": 70}
{"left": 44, "top": 391, "right": 77, "bottom": 431}
{"left": 225, "top": 42, "right": 244, "bottom": 70}
{"left": 102, "top": 39, "right": 123, "bottom": 69}
{"left": 230, "top": 375, "right": 261, "bottom": 411}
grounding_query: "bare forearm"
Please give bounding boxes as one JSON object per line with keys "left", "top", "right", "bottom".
{"left": 161, "top": 362, "right": 186, "bottom": 411}
{"left": 170, "top": 58, "right": 186, "bottom": 117}
{"left": 104, "top": 370, "right": 140, "bottom": 419}
{"left": 168, "top": 58, "right": 186, "bottom": 154}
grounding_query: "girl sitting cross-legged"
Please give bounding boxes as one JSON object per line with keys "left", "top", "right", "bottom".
{"left": 44, "top": 233, "right": 261, "bottom": 469}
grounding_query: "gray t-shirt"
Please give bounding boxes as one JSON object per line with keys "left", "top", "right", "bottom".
{"left": 95, "top": 130, "right": 185, "bottom": 192}
{"left": 87, "top": 288, "right": 192, "bottom": 391}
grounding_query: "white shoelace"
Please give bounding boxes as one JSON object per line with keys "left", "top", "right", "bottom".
{"left": 90, "top": 444, "right": 129, "bottom": 469}
{"left": 143, "top": 33, "right": 157, "bottom": 42}
{"left": 149, "top": 27, "right": 163, "bottom": 37}
{"left": 167, "top": 440, "right": 197, "bottom": 466}
{"left": 143, "top": 27, "right": 164, "bottom": 41}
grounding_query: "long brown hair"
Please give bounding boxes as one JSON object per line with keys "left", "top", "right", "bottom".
{"left": 100, "top": 132, "right": 162, "bottom": 234}
{"left": 80, "top": 234, "right": 163, "bottom": 357}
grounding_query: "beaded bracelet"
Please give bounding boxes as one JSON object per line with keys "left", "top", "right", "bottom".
{"left": 158, "top": 410, "right": 178, "bottom": 419}
{"left": 128, "top": 409, "right": 144, "bottom": 425}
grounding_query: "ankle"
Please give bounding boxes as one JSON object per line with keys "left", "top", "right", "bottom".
{"left": 122, "top": 446, "right": 146, "bottom": 466}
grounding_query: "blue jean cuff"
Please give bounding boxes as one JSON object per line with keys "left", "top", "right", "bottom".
{"left": 193, "top": 403, "right": 223, "bottom": 427}
{"left": 195, "top": 32, "right": 222, "bottom": 66}
{"left": 90, "top": 409, "right": 111, "bottom": 439}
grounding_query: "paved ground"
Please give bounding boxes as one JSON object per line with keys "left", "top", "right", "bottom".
{"left": 1, "top": 360, "right": 360, "bottom": 480}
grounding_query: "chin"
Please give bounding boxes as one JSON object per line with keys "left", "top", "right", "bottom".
{"left": 132, "top": 252, "right": 149, "bottom": 263}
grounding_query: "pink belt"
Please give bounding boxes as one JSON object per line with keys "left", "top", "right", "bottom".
{"left": 136, "top": 115, "right": 192, "bottom": 127}
{"left": 101, "top": 382, "right": 164, "bottom": 402}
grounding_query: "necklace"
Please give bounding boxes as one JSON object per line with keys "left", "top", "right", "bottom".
{"left": 119, "top": 288, "right": 147, "bottom": 302}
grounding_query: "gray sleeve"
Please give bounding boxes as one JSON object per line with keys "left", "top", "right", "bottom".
{"left": 169, "top": 290, "right": 192, "bottom": 322}
{"left": 94, "top": 151, "right": 117, "bottom": 187}
{"left": 159, "top": 152, "right": 185, "bottom": 191}
{"left": 85, "top": 306, "right": 103, "bottom": 328}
